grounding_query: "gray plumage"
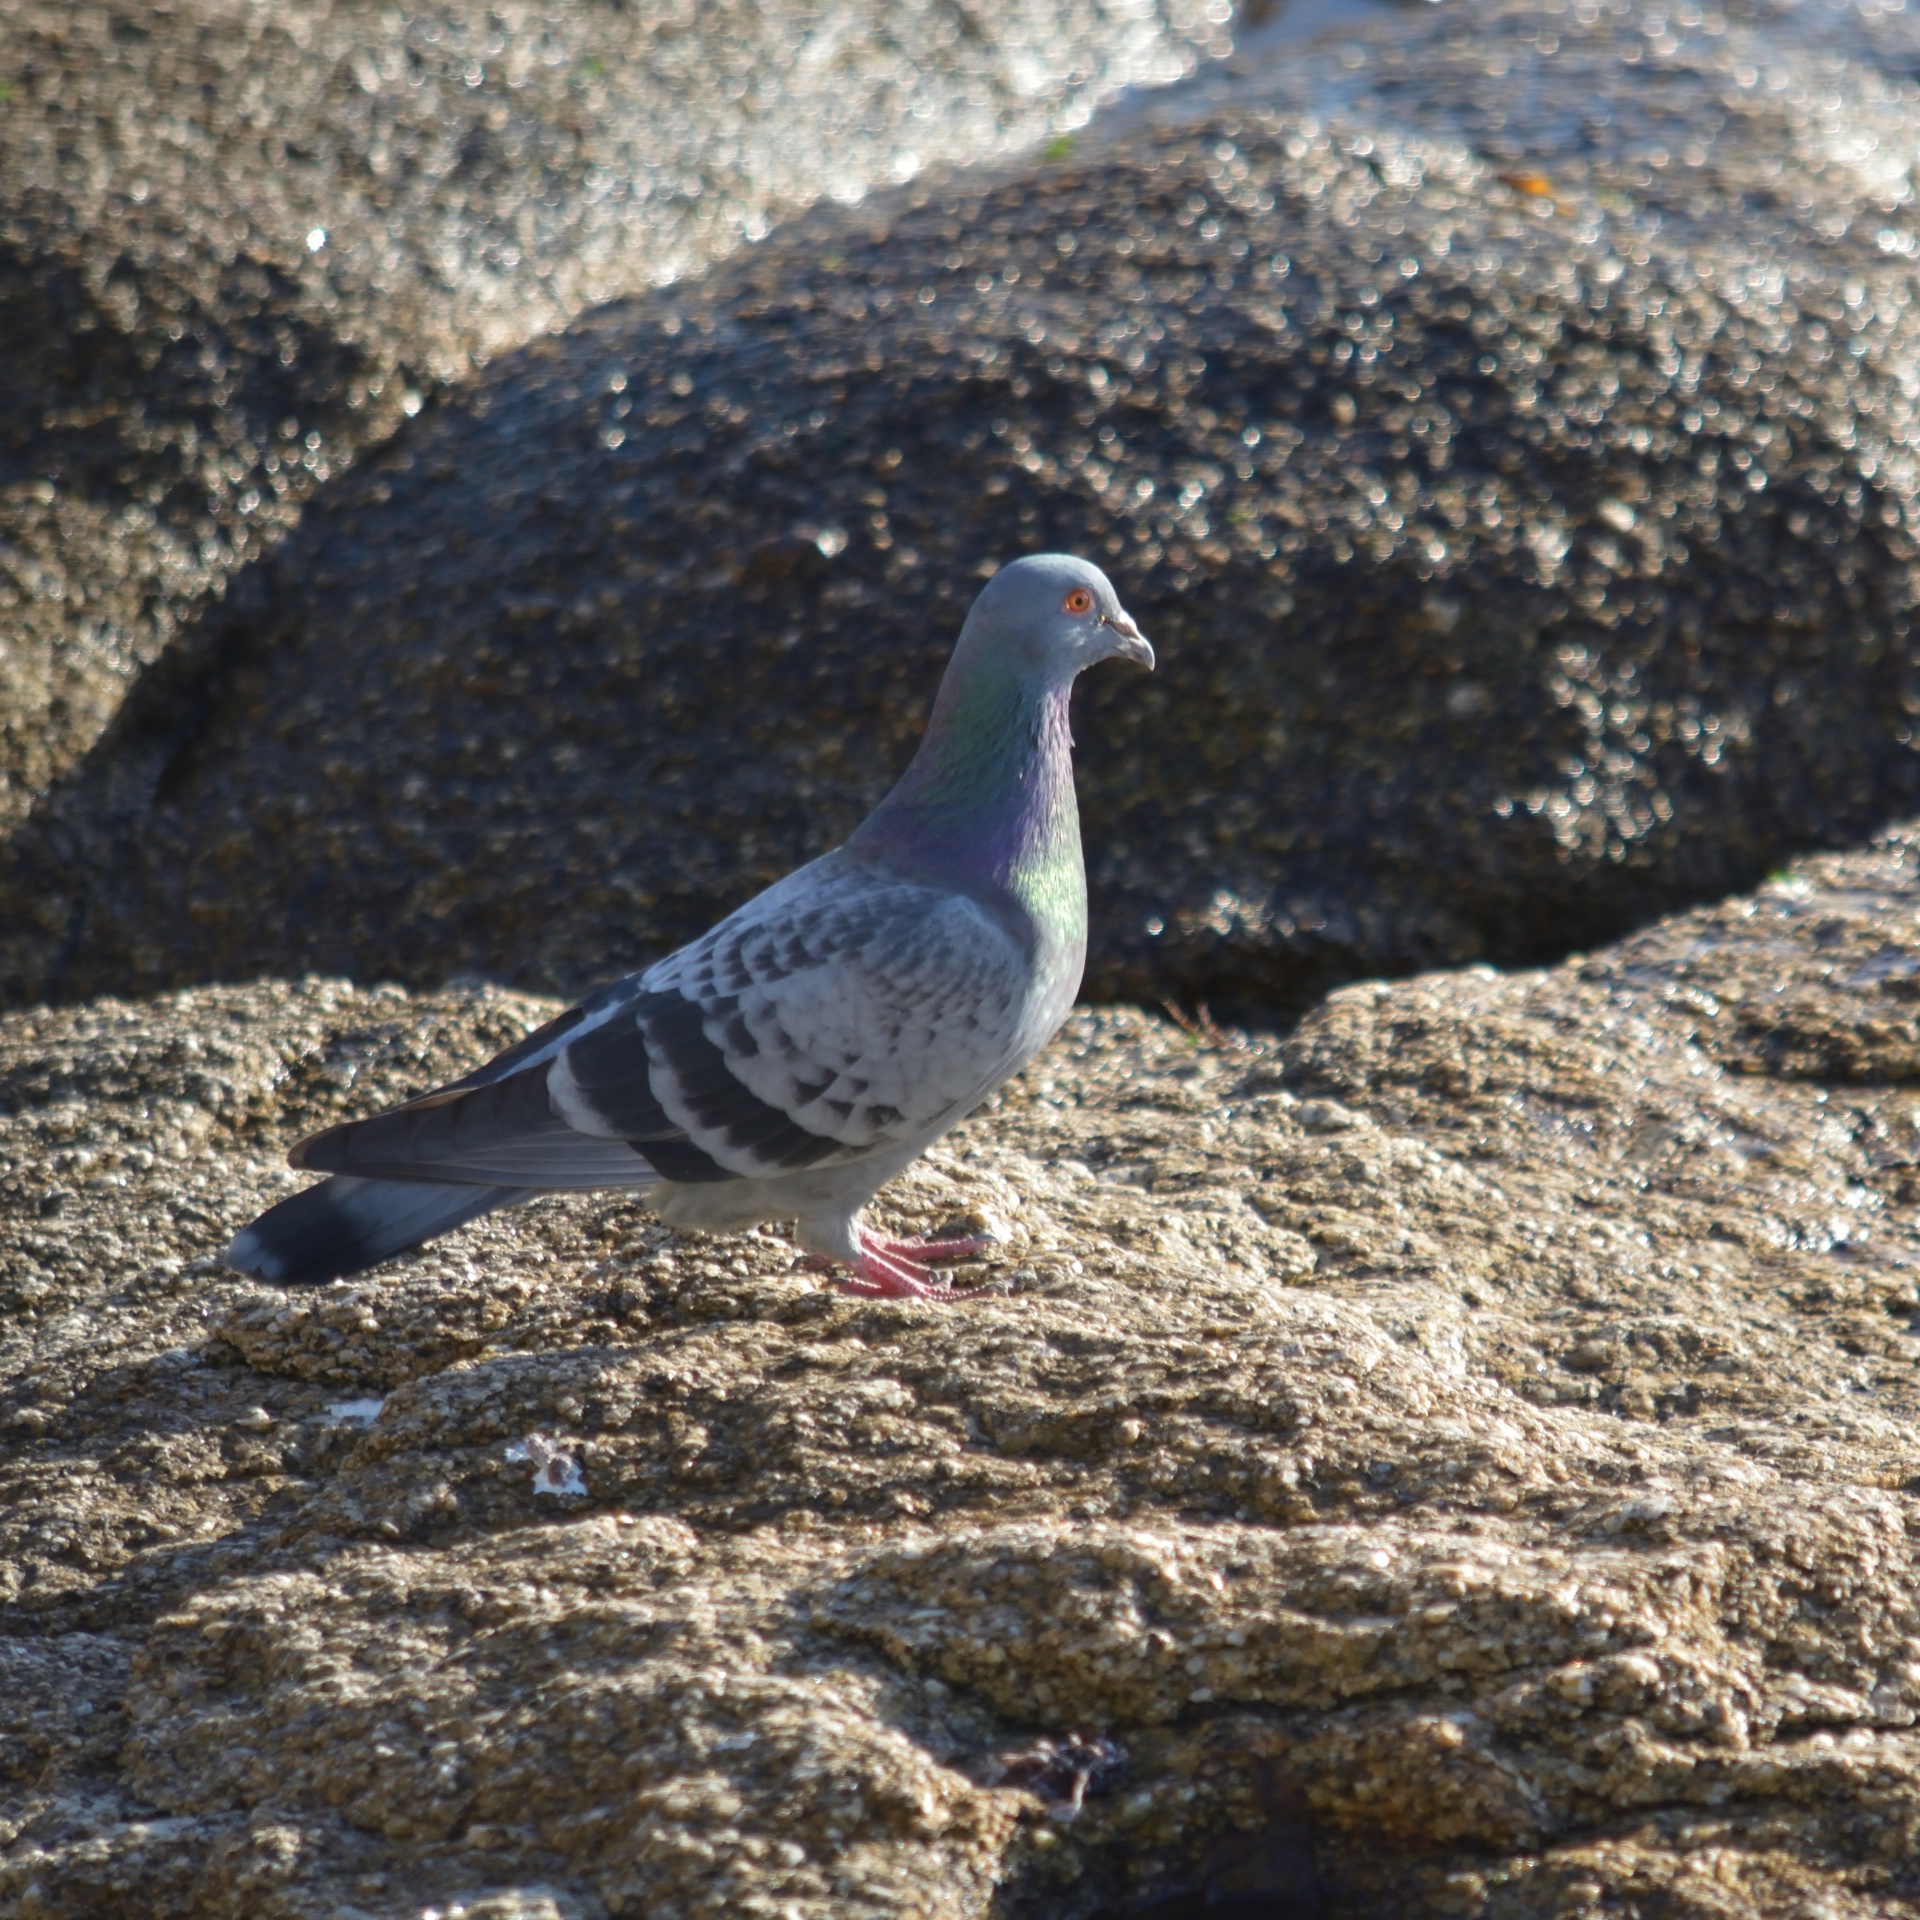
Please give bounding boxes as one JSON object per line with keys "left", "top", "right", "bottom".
{"left": 225, "top": 553, "right": 1152, "bottom": 1298}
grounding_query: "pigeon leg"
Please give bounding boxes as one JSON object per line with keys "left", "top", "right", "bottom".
{"left": 794, "top": 1230, "right": 989, "bottom": 1300}
{"left": 867, "top": 1233, "right": 996, "bottom": 1264}
{"left": 796, "top": 1225, "right": 993, "bottom": 1300}
{"left": 844, "top": 1234, "right": 963, "bottom": 1299}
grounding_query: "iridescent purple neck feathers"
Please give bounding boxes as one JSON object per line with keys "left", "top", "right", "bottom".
{"left": 843, "top": 552, "right": 1152, "bottom": 930}
{"left": 849, "top": 659, "right": 1079, "bottom": 906}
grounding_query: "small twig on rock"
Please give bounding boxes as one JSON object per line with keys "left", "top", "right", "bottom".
{"left": 1162, "top": 1000, "right": 1250, "bottom": 1053}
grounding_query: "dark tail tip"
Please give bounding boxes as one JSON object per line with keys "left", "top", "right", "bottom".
{"left": 224, "top": 1175, "right": 529, "bottom": 1287}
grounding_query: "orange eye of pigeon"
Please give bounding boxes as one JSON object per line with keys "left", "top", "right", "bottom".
{"left": 1062, "top": 588, "right": 1093, "bottom": 613}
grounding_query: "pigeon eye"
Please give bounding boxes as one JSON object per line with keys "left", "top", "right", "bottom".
{"left": 1062, "top": 588, "right": 1093, "bottom": 614}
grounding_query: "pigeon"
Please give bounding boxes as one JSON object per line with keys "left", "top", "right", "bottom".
{"left": 224, "top": 553, "right": 1153, "bottom": 1300}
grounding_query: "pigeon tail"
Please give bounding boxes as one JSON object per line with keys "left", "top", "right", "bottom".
{"left": 223, "top": 1174, "right": 532, "bottom": 1287}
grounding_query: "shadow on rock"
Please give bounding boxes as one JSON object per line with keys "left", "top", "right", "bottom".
{"left": 1005, "top": 1759, "right": 1327, "bottom": 1920}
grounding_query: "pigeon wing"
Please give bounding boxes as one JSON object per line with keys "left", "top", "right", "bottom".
{"left": 551, "top": 862, "right": 1036, "bottom": 1182}
{"left": 290, "top": 969, "right": 662, "bottom": 1187}
{"left": 293, "top": 860, "right": 1033, "bottom": 1190}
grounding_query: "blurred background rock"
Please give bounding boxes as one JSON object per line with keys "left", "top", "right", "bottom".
{"left": 0, "top": 0, "right": 1222, "bottom": 872}
{"left": 8, "top": 0, "right": 1920, "bottom": 1020}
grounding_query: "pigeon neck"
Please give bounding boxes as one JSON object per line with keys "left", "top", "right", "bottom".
{"left": 853, "top": 661, "right": 1082, "bottom": 915}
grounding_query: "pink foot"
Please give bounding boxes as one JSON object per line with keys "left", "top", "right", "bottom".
{"left": 803, "top": 1230, "right": 996, "bottom": 1301}
{"left": 868, "top": 1234, "right": 995, "bottom": 1265}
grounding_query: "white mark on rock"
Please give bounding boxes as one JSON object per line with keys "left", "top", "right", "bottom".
{"left": 326, "top": 1398, "right": 384, "bottom": 1426}
{"left": 507, "top": 1431, "right": 587, "bottom": 1498}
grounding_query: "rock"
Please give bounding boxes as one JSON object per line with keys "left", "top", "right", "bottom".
{"left": 14, "top": 0, "right": 1920, "bottom": 1010}
{"left": 11, "top": 826, "right": 1920, "bottom": 1914}
{"left": 0, "top": 0, "right": 1219, "bottom": 857}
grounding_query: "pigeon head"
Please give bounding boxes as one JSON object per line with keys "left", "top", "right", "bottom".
{"left": 955, "top": 553, "right": 1154, "bottom": 683}
{"left": 850, "top": 552, "right": 1150, "bottom": 901}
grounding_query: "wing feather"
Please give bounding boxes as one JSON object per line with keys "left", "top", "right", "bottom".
{"left": 293, "top": 1052, "right": 655, "bottom": 1188}
{"left": 288, "top": 853, "right": 1039, "bottom": 1195}
{"left": 553, "top": 859, "right": 1036, "bottom": 1182}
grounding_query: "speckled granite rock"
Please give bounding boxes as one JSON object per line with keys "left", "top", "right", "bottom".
{"left": 10, "top": 828, "right": 1920, "bottom": 1916}
{"left": 14, "top": 0, "right": 1920, "bottom": 1012}
{"left": 0, "top": 0, "right": 1219, "bottom": 854}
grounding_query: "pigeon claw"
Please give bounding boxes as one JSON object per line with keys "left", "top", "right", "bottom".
{"left": 810, "top": 1230, "right": 996, "bottom": 1301}
{"left": 870, "top": 1233, "right": 997, "bottom": 1264}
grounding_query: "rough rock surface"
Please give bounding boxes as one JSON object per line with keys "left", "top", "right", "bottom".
{"left": 14, "top": 0, "right": 1920, "bottom": 1010}
{"left": 0, "top": 0, "right": 1218, "bottom": 845}
{"left": 12, "top": 829, "right": 1920, "bottom": 1915}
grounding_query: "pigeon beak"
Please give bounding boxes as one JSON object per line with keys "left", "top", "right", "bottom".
{"left": 1102, "top": 611, "right": 1156, "bottom": 670}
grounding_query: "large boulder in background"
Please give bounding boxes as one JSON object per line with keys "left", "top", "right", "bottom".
{"left": 0, "top": 0, "right": 1217, "bottom": 843}
{"left": 10, "top": 0, "right": 1920, "bottom": 1012}
{"left": 11, "top": 830, "right": 1920, "bottom": 1915}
